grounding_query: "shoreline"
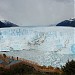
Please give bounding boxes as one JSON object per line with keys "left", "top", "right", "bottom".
{"left": 0, "top": 53, "right": 62, "bottom": 74}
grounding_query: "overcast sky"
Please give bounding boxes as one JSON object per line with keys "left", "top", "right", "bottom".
{"left": 0, "top": 0, "right": 74, "bottom": 26}
{"left": 74, "top": 0, "right": 75, "bottom": 18}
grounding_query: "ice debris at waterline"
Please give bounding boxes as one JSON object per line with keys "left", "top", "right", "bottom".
{"left": 0, "top": 27, "right": 75, "bottom": 67}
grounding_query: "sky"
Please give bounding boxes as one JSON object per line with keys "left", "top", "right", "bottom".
{"left": 74, "top": 0, "right": 75, "bottom": 18}
{"left": 0, "top": 0, "right": 74, "bottom": 26}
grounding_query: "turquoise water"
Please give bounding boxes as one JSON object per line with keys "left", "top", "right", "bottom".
{"left": 71, "top": 44, "right": 75, "bottom": 53}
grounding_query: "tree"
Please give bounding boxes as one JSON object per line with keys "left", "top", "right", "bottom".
{"left": 61, "top": 60, "right": 75, "bottom": 75}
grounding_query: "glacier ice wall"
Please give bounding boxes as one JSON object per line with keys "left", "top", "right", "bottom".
{"left": 0, "top": 27, "right": 75, "bottom": 54}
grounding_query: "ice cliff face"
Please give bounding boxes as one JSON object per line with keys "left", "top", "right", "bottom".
{"left": 0, "top": 27, "right": 74, "bottom": 54}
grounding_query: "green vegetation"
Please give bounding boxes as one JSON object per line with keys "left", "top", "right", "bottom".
{"left": 61, "top": 60, "right": 75, "bottom": 75}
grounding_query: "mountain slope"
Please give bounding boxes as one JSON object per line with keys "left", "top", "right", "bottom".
{"left": 56, "top": 18, "right": 75, "bottom": 27}
{"left": 0, "top": 20, "right": 18, "bottom": 28}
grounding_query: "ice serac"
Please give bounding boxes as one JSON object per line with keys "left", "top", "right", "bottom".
{"left": 0, "top": 27, "right": 74, "bottom": 54}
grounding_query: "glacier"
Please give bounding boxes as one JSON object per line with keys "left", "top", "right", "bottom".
{"left": 0, "top": 27, "right": 75, "bottom": 67}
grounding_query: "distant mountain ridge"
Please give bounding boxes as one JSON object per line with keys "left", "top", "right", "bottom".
{"left": 0, "top": 20, "right": 18, "bottom": 28}
{"left": 0, "top": 18, "right": 75, "bottom": 28}
{"left": 56, "top": 18, "right": 75, "bottom": 27}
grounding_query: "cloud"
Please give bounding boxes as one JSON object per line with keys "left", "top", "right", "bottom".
{"left": 0, "top": 15, "right": 4, "bottom": 20}
{"left": 0, "top": 0, "right": 74, "bottom": 26}
{"left": 74, "top": 0, "right": 75, "bottom": 18}
{"left": 54, "top": 0, "right": 73, "bottom": 2}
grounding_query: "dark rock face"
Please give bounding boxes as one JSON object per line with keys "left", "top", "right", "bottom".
{"left": 0, "top": 20, "right": 18, "bottom": 28}
{"left": 56, "top": 18, "right": 75, "bottom": 27}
